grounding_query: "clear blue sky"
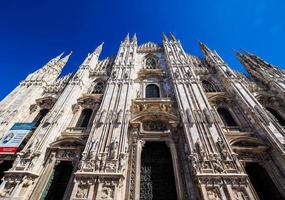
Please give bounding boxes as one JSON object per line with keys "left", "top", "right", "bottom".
{"left": 0, "top": 0, "right": 284, "bottom": 99}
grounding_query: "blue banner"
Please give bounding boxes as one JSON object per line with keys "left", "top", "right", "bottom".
{"left": 10, "top": 123, "right": 35, "bottom": 130}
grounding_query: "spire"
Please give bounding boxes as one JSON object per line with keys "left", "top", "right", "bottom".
{"left": 82, "top": 43, "right": 104, "bottom": 67}
{"left": 162, "top": 32, "right": 168, "bottom": 42}
{"left": 92, "top": 42, "right": 104, "bottom": 56}
{"left": 169, "top": 32, "right": 177, "bottom": 42}
{"left": 46, "top": 52, "right": 64, "bottom": 64}
{"left": 198, "top": 41, "right": 212, "bottom": 55}
{"left": 53, "top": 52, "right": 64, "bottom": 61}
{"left": 232, "top": 49, "right": 243, "bottom": 59}
{"left": 132, "top": 33, "right": 137, "bottom": 44}
{"left": 60, "top": 51, "right": 72, "bottom": 64}
{"left": 122, "top": 33, "right": 130, "bottom": 44}
{"left": 236, "top": 49, "right": 273, "bottom": 72}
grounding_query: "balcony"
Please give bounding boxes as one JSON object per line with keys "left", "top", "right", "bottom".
{"left": 137, "top": 69, "right": 165, "bottom": 80}
{"left": 60, "top": 127, "right": 91, "bottom": 140}
{"left": 132, "top": 97, "right": 174, "bottom": 115}
{"left": 130, "top": 97, "right": 179, "bottom": 131}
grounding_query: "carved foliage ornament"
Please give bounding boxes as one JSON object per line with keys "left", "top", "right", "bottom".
{"left": 142, "top": 120, "right": 168, "bottom": 132}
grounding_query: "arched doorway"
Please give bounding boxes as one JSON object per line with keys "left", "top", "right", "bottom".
{"left": 43, "top": 161, "right": 74, "bottom": 200}
{"left": 140, "top": 142, "right": 177, "bottom": 200}
{"left": 245, "top": 163, "right": 283, "bottom": 200}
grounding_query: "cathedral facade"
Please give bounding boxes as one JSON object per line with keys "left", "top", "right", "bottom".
{"left": 0, "top": 34, "right": 284, "bottom": 200}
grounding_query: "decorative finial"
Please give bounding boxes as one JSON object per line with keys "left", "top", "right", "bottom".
{"left": 162, "top": 32, "right": 168, "bottom": 42}
{"left": 169, "top": 32, "right": 177, "bottom": 41}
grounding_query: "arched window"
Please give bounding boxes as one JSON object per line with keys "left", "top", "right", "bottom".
{"left": 92, "top": 82, "right": 104, "bottom": 94}
{"left": 145, "top": 84, "right": 160, "bottom": 98}
{"left": 76, "top": 109, "right": 93, "bottom": 128}
{"left": 145, "top": 57, "right": 157, "bottom": 69}
{"left": 266, "top": 107, "right": 285, "bottom": 126}
{"left": 217, "top": 107, "right": 238, "bottom": 127}
{"left": 33, "top": 109, "right": 49, "bottom": 127}
{"left": 202, "top": 80, "right": 218, "bottom": 92}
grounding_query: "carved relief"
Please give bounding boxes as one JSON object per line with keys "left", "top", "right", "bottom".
{"left": 76, "top": 184, "right": 89, "bottom": 199}
{"left": 232, "top": 188, "right": 249, "bottom": 200}
{"left": 0, "top": 182, "right": 16, "bottom": 197}
{"left": 142, "top": 120, "right": 168, "bottom": 131}
{"left": 101, "top": 186, "right": 115, "bottom": 200}
{"left": 109, "top": 137, "right": 119, "bottom": 159}
{"left": 207, "top": 187, "right": 222, "bottom": 200}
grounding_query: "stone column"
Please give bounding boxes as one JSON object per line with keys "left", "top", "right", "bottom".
{"left": 134, "top": 139, "right": 144, "bottom": 199}
{"left": 29, "top": 153, "right": 57, "bottom": 200}
{"left": 168, "top": 141, "right": 184, "bottom": 200}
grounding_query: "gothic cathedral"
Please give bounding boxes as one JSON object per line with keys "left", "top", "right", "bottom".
{"left": 0, "top": 34, "right": 284, "bottom": 200}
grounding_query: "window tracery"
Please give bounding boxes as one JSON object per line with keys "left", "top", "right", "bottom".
{"left": 145, "top": 84, "right": 160, "bottom": 98}
{"left": 217, "top": 107, "right": 238, "bottom": 127}
{"left": 92, "top": 82, "right": 104, "bottom": 94}
{"left": 143, "top": 120, "right": 167, "bottom": 131}
{"left": 202, "top": 80, "right": 219, "bottom": 93}
{"left": 145, "top": 57, "right": 157, "bottom": 69}
{"left": 76, "top": 109, "right": 93, "bottom": 128}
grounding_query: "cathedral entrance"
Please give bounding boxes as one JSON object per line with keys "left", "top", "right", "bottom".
{"left": 245, "top": 162, "right": 284, "bottom": 200}
{"left": 140, "top": 142, "right": 177, "bottom": 200}
{"left": 43, "top": 161, "right": 74, "bottom": 200}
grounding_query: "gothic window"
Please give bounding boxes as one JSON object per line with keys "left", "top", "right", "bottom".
{"left": 33, "top": 109, "right": 49, "bottom": 127}
{"left": 145, "top": 84, "right": 160, "bottom": 98}
{"left": 202, "top": 80, "right": 218, "bottom": 92}
{"left": 76, "top": 109, "right": 93, "bottom": 128}
{"left": 266, "top": 107, "right": 285, "bottom": 126}
{"left": 92, "top": 82, "right": 104, "bottom": 94}
{"left": 217, "top": 107, "right": 238, "bottom": 127}
{"left": 145, "top": 57, "right": 157, "bottom": 69}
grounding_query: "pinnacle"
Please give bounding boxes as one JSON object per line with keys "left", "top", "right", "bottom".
{"left": 132, "top": 33, "right": 137, "bottom": 43}
{"left": 169, "top": 32, "right": 177, "bottom": 41}
{"left": 52, "top": 52, "right": 65, "bottom": 62}
{"left": 60, "top": 51, "right": 72, "bottom": 63}
{"left": 124, "top": 33, "right": 130, "bottom": 42}
{"left": 162, "top": 32, "right": 168, "bottom": 42}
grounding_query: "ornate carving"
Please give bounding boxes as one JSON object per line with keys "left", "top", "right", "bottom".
{"left": 207, "top": 187, "right": 222, "bottom": 200}
{"left": 232, "top": 188, "right": 249, "bottom": 200}
{"left": 137, "top": 42, "right": 163, "bottom": 53}
{"left": 109, "top": 137, "right": 119, "bottom": 159}
{"left": 101, "top": 186, "right": 115, "bottom": 199}
{"left": 140, "top": 165, "right": 153, "bottom": 200}
{"left": 142, "top": 120, "right": 168, "bottom": 131}
{"left": 0, "top": 182, "right": 16, "bottom": 197}
{"left": 118, "top": 152, "right": 126, "bottom": 172}
{"left": 76, "top": 184, "right": 89, "bottom": 199}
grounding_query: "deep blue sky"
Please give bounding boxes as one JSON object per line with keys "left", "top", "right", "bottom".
{"left": 0, "top": 0, "right": 284, "bottom": 99}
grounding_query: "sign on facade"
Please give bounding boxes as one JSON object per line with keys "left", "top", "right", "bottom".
{"left": 0, "top": 123, "right": 35, "bottom": 154}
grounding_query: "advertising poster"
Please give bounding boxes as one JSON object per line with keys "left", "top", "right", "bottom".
{"left": 0, "top": 123, "right": 35, "bottom": 154}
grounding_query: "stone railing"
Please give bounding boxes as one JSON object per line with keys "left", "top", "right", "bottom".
{"left": 61, "top": 127, "right": 91, "bottom": 139}
{"left": 137, "top": 69, "right": 165, "bottom": 80}
{"left": 131, "top": 97, "right": 175, "bottom": 116}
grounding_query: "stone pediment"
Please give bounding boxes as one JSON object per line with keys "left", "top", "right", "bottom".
{"left": 137, "top": 42, "right": 163, "bottom": 53}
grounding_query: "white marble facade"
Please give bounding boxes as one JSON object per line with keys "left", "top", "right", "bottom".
{"left": 0, "top": 34, "right": 284, "bottom": 199}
